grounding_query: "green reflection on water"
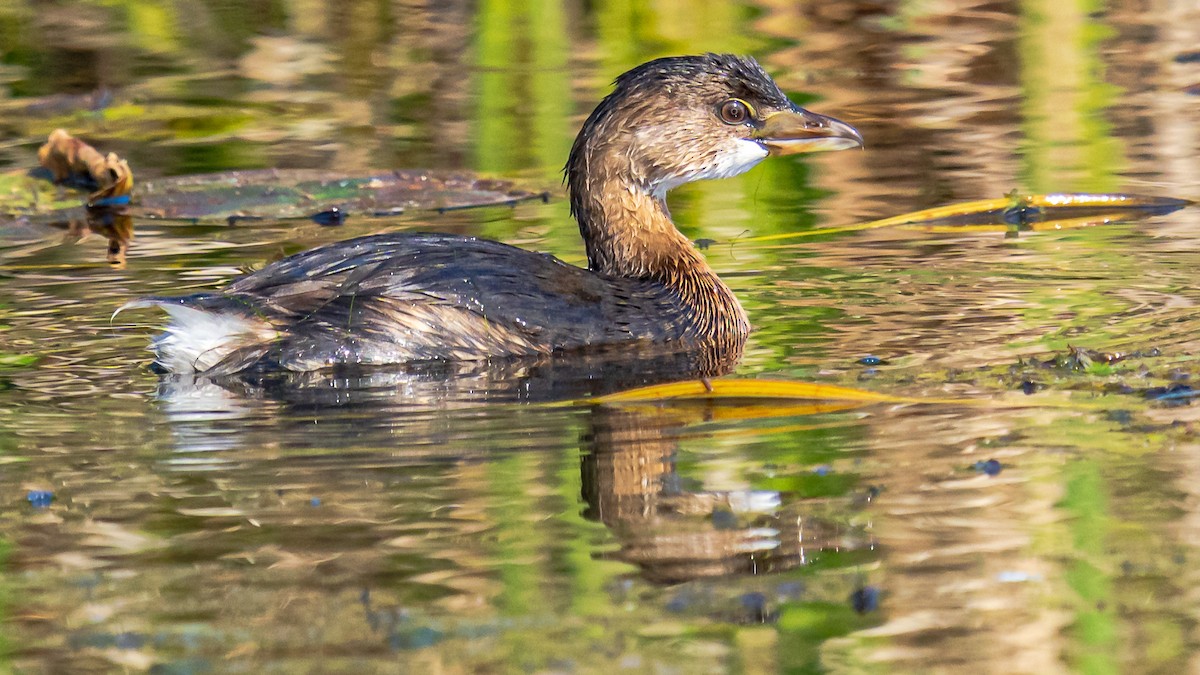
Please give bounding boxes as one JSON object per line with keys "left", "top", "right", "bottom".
{"left": 1063, "top": 461, "right": 1118, "bottom": 674}
{"left": 1019, "top": 0, "right": 1124, "bottom": 192}
{"left": 555, "top": 442, "right": 626, "bottom": 616}
{"left": 474, "top": 0, "right": 531, "bottom": 176}
{"left": 489, "top": 451, "right": 549, "bottom": 616}
{"left": 112, "top": 0, "right": 182, "bottom": 54}
{"left": 0, "top": 535, "right": 10, "bottom": 668}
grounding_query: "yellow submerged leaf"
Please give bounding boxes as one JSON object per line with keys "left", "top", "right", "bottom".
{"left": 742, "top": 192, "right": 1192, "bottom": 243}
{"left": 612, "top": 400, "right": 867, "bottom": 423}
{"left": 594, "top": 378, "right": 916, "bottom": 404}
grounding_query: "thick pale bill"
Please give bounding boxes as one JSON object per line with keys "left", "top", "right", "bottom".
{"left": 754, "top": 108, "right": 864, "bottom": 155}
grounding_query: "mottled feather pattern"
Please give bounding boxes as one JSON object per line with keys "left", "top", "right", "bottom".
{"left": 141, "top": 233, "right": 724, "bottom": 373}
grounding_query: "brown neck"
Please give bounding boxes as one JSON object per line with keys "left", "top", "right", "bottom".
{"left": 567, "top": 158, "right": 749, "bottom": 337}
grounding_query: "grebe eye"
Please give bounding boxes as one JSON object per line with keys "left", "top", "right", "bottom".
{"left": 719, "top": 99, "right": 753, "bottom": 125}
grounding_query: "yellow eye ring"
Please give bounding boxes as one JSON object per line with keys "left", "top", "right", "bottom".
{"left": 718, "top": 98, "right": 755, "bottom": 125}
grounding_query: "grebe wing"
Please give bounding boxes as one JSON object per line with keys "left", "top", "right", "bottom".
{"left": 259, "top": 233, "right": 688, "bottom": 369}
{"left": 130, "top": 233, "right": 687, "bottom": 373}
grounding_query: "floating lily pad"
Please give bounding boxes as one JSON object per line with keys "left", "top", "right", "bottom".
{"left": 133, "top": 169, "right": 549, "bottom": 222}
{"left": 1, "top": 168, "right": 548, "bottom": 223}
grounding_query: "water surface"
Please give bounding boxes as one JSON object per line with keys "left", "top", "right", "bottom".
{"left": 1, "top": 0, "right": 1199, "bottom": 672}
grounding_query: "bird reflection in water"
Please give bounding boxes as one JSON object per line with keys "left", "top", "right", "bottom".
{"left": 154, "top": 345, "right": 873, "bottom": 605}
{"left": 25, "top": 205, "right": 134, "bottom": 267}
{"left": 580, "top": 405, "right": 872, "bottom": 587}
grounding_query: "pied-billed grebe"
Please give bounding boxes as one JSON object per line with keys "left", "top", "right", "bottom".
{"left": 122, "top": 54, "right": 862, "bottom": 374}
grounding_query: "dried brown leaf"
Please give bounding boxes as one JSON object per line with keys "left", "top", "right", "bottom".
{"left": 37, "top": 128, "right": 135, "bottom": 202}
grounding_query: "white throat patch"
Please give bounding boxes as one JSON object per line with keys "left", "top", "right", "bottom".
{"left": 651, "top": 139, "right": 768, "bottom": 198}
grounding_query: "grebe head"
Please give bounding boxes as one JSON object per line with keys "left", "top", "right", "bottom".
{"left": 565, "top": 54, "right": 862, "bottom": 278}
{"left": 566, "top": 53, "right": 863, "bottom": 203}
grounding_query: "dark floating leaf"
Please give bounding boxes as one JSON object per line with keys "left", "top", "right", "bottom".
{"left": 972, "top": 459, "right": 1003, "bottom": 476}
{"left": 226, "top": 214, "right": 266, "bottom": 227}
{"left": 711, "top": 508, "right": 738, "bottom": 530}
{"left": 776, "top": 581, "right": 805, "bottom": 600}
{"left": 311, "top": 207, "right": 346, "bottom": 227}
{"left": 1144, "top": 384, "right": 1198, "bottom": 403}
{"left": 27, "top": 490, "right": 54, "bottom": 508}
{"left": 1105, "top": 410, "right": 1134, "bottom": 425}
{"left": 389, "top": 626, "right": 444, "bottom": 650}
{"left": 856, "top": 485, "right": 884, "bottom": 505}
{"left": 7, "top": 168, "right": 548, "bottom": 224}
{"left": 850, "top": 586, "right": 880, "bottom": 614}
{"left": 738, "top": 592, "right": 778, "bottom": 623}
{"left": 114, "top": 632, "right": 145, "bottom": 649}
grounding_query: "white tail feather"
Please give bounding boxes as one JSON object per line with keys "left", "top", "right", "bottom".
{"left": 116, "top": 300, "right": 276, "bottom": 373}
